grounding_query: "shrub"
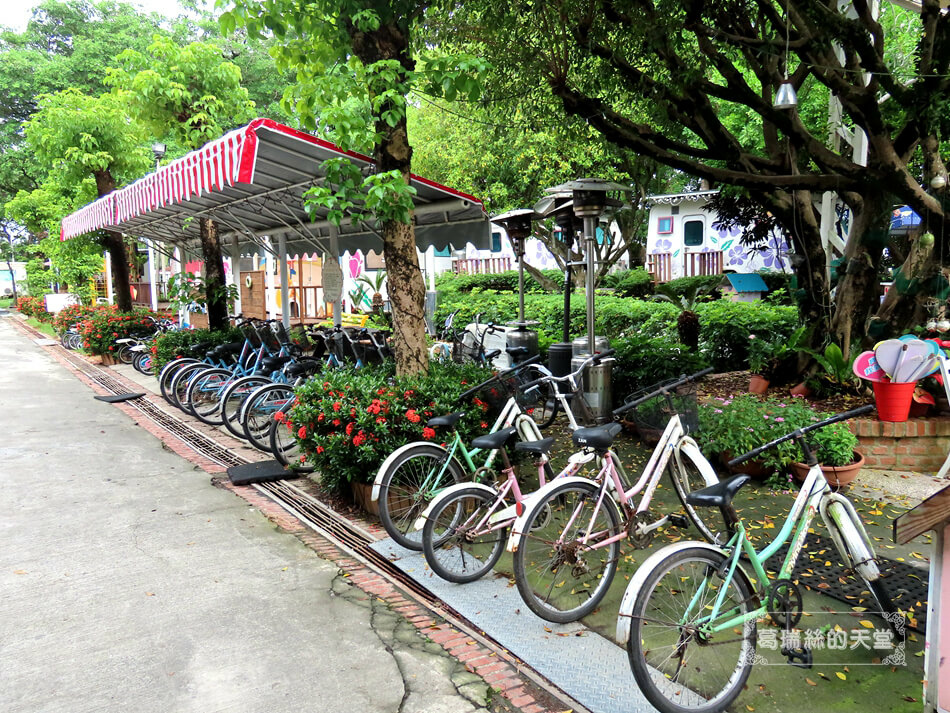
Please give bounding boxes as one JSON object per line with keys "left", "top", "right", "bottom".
{"left": 78, "top": 309, "right": 165, "bottom": 355}
{"left": 151, "top": 326, "right": 243, "bottom": 373}
{"left": 52, "top": 304, "right": 112, "bottom": 334}
{"left": 287, "top": 360, "right": 495, "bottom": 494}
{"left": 696, "top": 300, "right": 798, "bottom": 372}
{"left": 601, "top": 268, "right": 654, "bottom": 299}
{"left": 663, "top": 274, "right": 724, "bottom": 299}
{"left": 695, "top": 394, "right": 860, "bottom": 484}
{"left": 612, "top": 334, "right": 710, "bottom": 404}
{"left": 435, "top": 269, "right": 562, "bottom": 295}
{"left": 16, "top": 296, "right": 52, "bottom": 322}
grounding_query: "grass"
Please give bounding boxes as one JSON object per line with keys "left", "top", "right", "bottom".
{"left": 25, "top": 317, "right": 57, "bottom": 339}
{"left": 0, "top": 297, "right": 14, "bottom": 309}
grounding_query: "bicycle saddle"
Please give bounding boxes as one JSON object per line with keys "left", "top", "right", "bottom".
{"left": 285, "top": 360, "right": 320, "bottom": 378}
{"left": 484, "top": 349, "right": 501, "bottom": 360}
{"left": 515, "top": 437, "right": 555, "bottom": 456}
{"left": 685, "top": 474, "right": 751, "bottom": 508}
{"left": 470, "top": 426, "right": 518, "bottom": 451}
{"left": 261, "top": 355, "right": 292, "bottom": 372}
{"left": 427, "top": 412, "right": 464, "bottom": 429}
{"left": 572, "top": 422, "right": 623, "bottom": 451}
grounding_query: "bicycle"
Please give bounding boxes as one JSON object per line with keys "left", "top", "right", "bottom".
{"left": 506, "top": 368, "right": 722, "bottom": 623}
{"left": 616, "top": 403, "right": 895, "bottom": 713}
{"left": 371, "top": 353, "right": 556, "bottom": 550}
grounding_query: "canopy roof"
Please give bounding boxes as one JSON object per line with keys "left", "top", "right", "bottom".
{"left": 61, "top": 118, "right": 490, "bottom": 255}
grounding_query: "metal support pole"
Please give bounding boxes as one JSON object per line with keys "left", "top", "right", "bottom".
{"left": 104, "top": 251, "right": 114, "bottom": 304}
{"left": 146, "top": 240, "right": 158, "bottom": 311}
{"left": 231, "top": 234, "right": 242, "bottom": 317}
{"left": 517, "top": 251, "right": 525, "bottom": 323}
{"left": 562, "top": 240, "right": 573, "bottom": 344}
{"left": 583, "top": 216, "right": 597, "bottom": 354}
{"left": 278, "top": 233, "right": 290, "bottom": 330}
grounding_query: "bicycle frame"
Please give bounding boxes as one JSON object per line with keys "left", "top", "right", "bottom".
{"left": 686, "top": 462, "right": 877, "bottom": 636}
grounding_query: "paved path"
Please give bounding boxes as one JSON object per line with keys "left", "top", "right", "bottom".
{"left": 0, "top": 316, "right": 491, "bottom": 713}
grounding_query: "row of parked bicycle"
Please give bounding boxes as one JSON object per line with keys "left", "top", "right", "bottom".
{"left": 133, "top": 318, "right": 898, "bottom": 713}
{"left": 366, "top": 355, "right": 897, "bottom": 713}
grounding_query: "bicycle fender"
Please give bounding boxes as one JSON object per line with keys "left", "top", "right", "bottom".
{"left": 820, "top": 495, "right": 881, "bottom": 581}
{"left": 371, "top": 442, "right": 449, "bottom": 501}
{"left": 412, "top": 482, "right": 498, "bottom": 532}
{"left": 675, "top": 438, "right": 719, "bottom": 488}
{"left": 615, "top": 541, "right": 752, "bottom": 646}
{"left": 505, "top": 476, "right": 599, "bottom": 554}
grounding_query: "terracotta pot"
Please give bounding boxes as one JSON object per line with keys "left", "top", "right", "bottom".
{"left": 789, "top": 382, "right": 812, "bottom": 397}
{"left": 99, "top": 353, "right": 117, "bottom": 365}
{"left": 350, "top": 481, "right": 380, "bottom": 516}
{"left": 721, "top": 451, "right": 774, "bottom": 479}
{"left": 789, "top": 451, "right": 865, "bottom": 489}
{"left": 748, "top": 375, "right": 770, "bottom": 394}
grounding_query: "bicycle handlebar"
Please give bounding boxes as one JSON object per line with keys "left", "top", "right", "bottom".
{"left": 727, "top": 404, "right": 874, "bottom": 467}
{"left": 611, "top": 367, "right": 715, "bottom": 417}
{"left": 457, "top": 354, "right": 542, "bottom": 402}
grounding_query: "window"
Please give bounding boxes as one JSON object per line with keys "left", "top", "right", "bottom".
{"left": 657, "top": 216, "right": 673, "bottom": 234}
{"left": 684, "top": 219, "right": 704, "bottom": 247}
{"left": 491, "top": 231, "right": 502, "bottom": 252}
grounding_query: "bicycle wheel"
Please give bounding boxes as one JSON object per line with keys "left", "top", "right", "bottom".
{"left": 377, "top": 444, "right": 467, "bottom": 550}
{"left": 626, "top": 546, "right": 756, "bottom": 713}
{"left": 116, "top": 343, "right": 135, "bottom": 364}
{"left": 515, "top": 366, "right": 559, "bottom": 430}
{"left": 269, "top": 418, "right": 316, "bottom": 474}
{"left": 159, "top": 358, "right": 198, "bottom": 405}
{"left": 668, "top": 443, "right": 726, "bottom": 545}
{"left": 242, "top": 383, "right": 296, "bottom": 452}
{"left": 422, "top": 486, "right": 507, "bottom": 583}
{"left": 184, "top": 368, "right": 231, "bottom": 423}
{"left": 829, "top": 503, "right": 898, "bottom": 627}
{"left": 512, "top": 480, "right": 621, "bottom": 623}
{"left": 220, "top": 375, "right": 272, "bottom": 439}
{"left": 170, "top": 362, "right": 210, "bottom": 410}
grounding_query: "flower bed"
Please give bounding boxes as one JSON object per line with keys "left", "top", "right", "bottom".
{"left": 15, "top": 296, "right": 52, "bottom": 322}
{"left": 285, "top": 361, "right": 496, "bottom": 495}
{"left": 78, "top": 309, "right": 165, "bottom": 356}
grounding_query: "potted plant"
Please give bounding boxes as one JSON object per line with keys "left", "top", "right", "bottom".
{"left": 787, "top": 419, "right": 863, "bottom": 488}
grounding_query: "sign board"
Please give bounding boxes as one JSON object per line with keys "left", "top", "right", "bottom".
{"left": 322, "top": 259, "right": 343, "bottom": 303}
{"left": 43, "top": 293, "right": 80, "bottom": 314}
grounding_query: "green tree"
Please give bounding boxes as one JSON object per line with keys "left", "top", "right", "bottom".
{"left": 222, "top": 1, "right": 487, "bottom": 375}
{"left": 432, "top": 0, "right": 950, "bottom": 358}
{"left": 106, "top": 36, "right": 256, "bottom": 329}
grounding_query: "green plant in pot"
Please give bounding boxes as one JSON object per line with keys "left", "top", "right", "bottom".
{"left": 789, "top": 419, "right": 863, "bottom": 488}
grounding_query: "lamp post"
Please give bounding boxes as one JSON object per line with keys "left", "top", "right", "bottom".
{"left": 146, "top": 143, "right": 167, "bottom": 311}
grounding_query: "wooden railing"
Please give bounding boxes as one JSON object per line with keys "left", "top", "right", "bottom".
{"left": 452, "top": 257, "right": 513, "bottom": 275}
{"left": 287, "top": 285, "right": 327, "bottom": 324}
{"left": 647, "top": 251, "right": 723, "bottom": 282}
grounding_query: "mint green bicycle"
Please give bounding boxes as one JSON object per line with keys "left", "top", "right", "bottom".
{"left": 617, "top": 404, "right": 897, "bottom": 713}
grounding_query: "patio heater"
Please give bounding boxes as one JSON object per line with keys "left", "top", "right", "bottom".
{"left": 493, "top": 208, "right": 539, "bottom": 364}
{"left": 546, "top": 178, "right": 631, "bottom": 421}
{"left": 533, "top": 191, "right": 578, "bottom": 378}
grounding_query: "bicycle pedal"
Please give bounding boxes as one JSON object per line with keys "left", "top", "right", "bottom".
{"left": 667, "top": 513, "right": 689, "bottom": 529}
{"left": 781, "top": 645, "right": 812, "bottom": 669}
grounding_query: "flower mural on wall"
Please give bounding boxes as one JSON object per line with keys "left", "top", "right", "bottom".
{"left": 348, "top": 251, "right": 364, "bottom": 279}
{"left": 652, "top": 237, "right": 673, "bottom": 254}
{"left": 726, "top": 244, "right": 746, "bottom": 267}
{"left": 759, "top": 233, "right": 788, "bottom": 270}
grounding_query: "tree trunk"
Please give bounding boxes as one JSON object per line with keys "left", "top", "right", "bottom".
{"left": 93, "top": 170, "right": 133, "bottom": 312}
{"left": 351, "top": 20, "right": 428, "bottom": 376}
{"left": 199, "top": 218, "right": 229, "bottom": 331}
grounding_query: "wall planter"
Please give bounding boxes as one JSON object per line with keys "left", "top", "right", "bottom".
{"left": 789, "top": 451, "right": 865, "bottom": 489}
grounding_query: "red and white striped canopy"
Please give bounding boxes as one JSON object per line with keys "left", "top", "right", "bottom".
{"left": 61, "top": 118, "right": 489, "bottom": 254}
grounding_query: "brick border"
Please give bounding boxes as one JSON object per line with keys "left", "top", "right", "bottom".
{"left": 7, "top": 315, "right": 566, "bottom": 713}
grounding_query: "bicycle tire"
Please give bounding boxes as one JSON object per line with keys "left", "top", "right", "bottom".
{"left": 422, "top": 486, "right": 508, "bottom": 583}
{"left": 241, "top": 383, "right": 296, "bottom": 452}
{"left": 132, "top": 351, "right": 153, "bottom": 375}
{"left": 512, "top": 479, "right": 621, "bottom": 623}
{"left": 269, "top": 418, "right": 316, "bottom": 474}
{"left": 830, "top": 503, "right": 899, "bottom": 629}
{"left": 159, "top": 358, "right": 198, "bottom": 405}
{"left": 170, "top": 362, "right": 210, "bottom": 410}
{"left": 626, "top": 546, "right": 756, "bottom": 713}
{"left": 377, "top": 444, "right": 467, "bottom": 550}
{"left": 116, "top": 343, "right": 135, "bottom": 364}
{"left": 667, "top": 442, "right": 726, "bottom": 545}
{"left": 220, "top": 375, "right": 273, "bottom": 439}
{"left": 185, "top": 368, "right": 232, "bottom": 424}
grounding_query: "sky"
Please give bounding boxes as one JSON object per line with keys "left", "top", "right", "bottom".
{"left": 0, "top": 0, "right": 191, "bottom": 32}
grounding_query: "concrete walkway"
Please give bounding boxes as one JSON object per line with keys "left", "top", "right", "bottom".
{"left": 0, "top": 316, "right": 491, "bottom": 713}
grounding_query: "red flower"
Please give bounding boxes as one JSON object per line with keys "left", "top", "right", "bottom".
{"left": 332, "top": 419, "right": 341, "bottom": 426}
{"left": 376, "top": 417, "right": 386, "bottom": 424}
{"left": 317, "top": 413, "right": 325, "bottom": 422}
{"left": 297, "top": 426, "right": 307, "bottom": 439}
{"left": 480, "top": 422, "right": 488, "bottom": 429}
{"left": 316, "top": 446, "right": 324, "bottom": 454}
{"left": 274, "top": 411, "right": 285, "bottom": 422}
{"left": 112, "top": 332, "right": 119, "bottom": 337}
{"left": 353, "top": 430, "right": 366, "bottom": 447}
{"left": 422, "top": 427, "right": 436, "bottom": 440}
{"left": 333, "top": 402, "right": 342, "bottom": 411}
{"left": 406, "top": 409, "right": 421, "bottom": 423}
{"left": 345, "top": 422, "right": 354, "bottom": 436}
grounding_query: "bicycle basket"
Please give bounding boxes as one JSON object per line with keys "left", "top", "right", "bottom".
{"left": 240, "top": 322, "right": 264, "bottom": 349}
{"left": 452, "top": 331, "right": 482, "bottom": 364}
{"left": 273, "top": 321, "right": 291, "bottom": 347}
{"left": 466, "top": 375, "right": 516, "bottom": 421}
{"left": 622, "top": 378, "right": 699, "bottom": 442}
{"left": 260, "top": 324, "right": 283, "bottom": 351}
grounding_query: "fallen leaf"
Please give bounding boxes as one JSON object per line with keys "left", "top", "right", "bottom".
{"left": 806, "top": 678, "right": 818, "bottom": 686}
{"left": 836, "top": 672, "right": 847, "bottom": 680}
